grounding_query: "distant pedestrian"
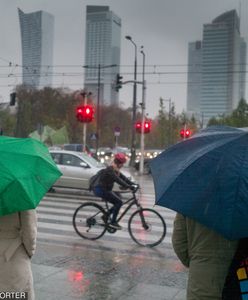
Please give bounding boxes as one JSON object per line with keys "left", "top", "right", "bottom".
{"left": 0, "top": 209, "right": 37, "bottom": 300}
{"left": 172, "top": 213, "right": 238, "bottom": 300}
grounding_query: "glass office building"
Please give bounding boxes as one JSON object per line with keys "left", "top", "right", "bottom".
{"left": 18, "top": 8, "right": 54, "bottom": 89}
{"left": 84, "top": 6, "right": 121, "bottom": 106}
{"left": 201, "top": 10, "right": 246, "bottom": 125}
{"left": 187, "top": 10, "right": 246, "bottom": 126}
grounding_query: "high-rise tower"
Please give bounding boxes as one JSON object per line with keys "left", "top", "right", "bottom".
{"left": 187, "top": 10, "right": 246, "bottom": 126}
{"left": 18, "top": 8, "right": 54, "bottom": 89}
{"left": 84, "top": 6, "right": 121, "bottom": 106}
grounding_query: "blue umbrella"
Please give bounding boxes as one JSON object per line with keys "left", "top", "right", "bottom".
{"left": 150, "top": 125, "right": 248, "bottom": 240}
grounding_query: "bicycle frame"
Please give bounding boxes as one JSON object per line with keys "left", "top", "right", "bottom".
{"left": 103, "top": 191, "right": 143, "bottom": 224}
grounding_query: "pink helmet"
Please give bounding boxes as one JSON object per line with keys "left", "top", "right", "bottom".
{"left": 114, "top": 152, "right": 127, "bottom": 164}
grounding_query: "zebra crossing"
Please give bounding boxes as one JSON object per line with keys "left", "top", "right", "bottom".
{"left": 36, "top": 191, "right": 177, "bottom": 260}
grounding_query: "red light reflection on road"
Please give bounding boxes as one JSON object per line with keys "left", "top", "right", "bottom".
{"left": 68, "top": 271, "right": 84, "bottom": 282}
{"left": 67, "top": 270, "right": 91, "bottom": 294}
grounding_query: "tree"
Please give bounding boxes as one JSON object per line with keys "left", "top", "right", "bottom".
{"left": 207, "top": 99, "right": 248, "bottom": 128}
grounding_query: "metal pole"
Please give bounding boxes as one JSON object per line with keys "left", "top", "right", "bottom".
{"left": 83, "top": 64, "right": 116, "bottom": 156}
{"left": 125, "top": 36, "right": 137, "bottom": 167}
{"left": 139, "top": 47, "right": 146, "bottom": 175}
{"left": 96, "top": 64, "right": 100, "bottom": 154}
{"left": 161, "top": 98, "right": 172, "bottom": 146}
{"left": 168, "top": 98, "right": 172, "bottom": 145}
{"left": 83, "top": 93, "right": 87, "bottom": 152}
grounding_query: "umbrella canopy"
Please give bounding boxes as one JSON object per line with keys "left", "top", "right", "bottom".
{"left": 0, "top": 136, "right": 62, "bottom": 216}
{"left": 150, "top": 126, "right": 248, "bottom": 240}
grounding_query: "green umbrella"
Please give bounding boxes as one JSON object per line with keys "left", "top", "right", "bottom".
{"left": 0, "top": 136, "right": 62, "bottom": 216}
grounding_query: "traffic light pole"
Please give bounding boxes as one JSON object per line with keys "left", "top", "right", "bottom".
{"left": 83, "top": 94, "right": 87, "bottom": 152}
{"left": 83, "top": 64, "right": 116, "bottom": 155}
{"left": 139, "top": 47, "right": 146, "bottom": 175}
{"left": 125, "top": 36, "right": 137, "bottom": 167}
{"left": 96, "top": 64, "right": 100, "bottom": 154}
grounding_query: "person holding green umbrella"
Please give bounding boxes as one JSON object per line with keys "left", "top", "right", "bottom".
{"left": 0, "top": 209, "right": 37, "bottom": 299}
{"left": 0, "top": 136, "right": 62, "bottom": 298}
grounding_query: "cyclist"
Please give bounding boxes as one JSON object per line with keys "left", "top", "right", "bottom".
{"left": 92, "top": 153, "right": 136, "bottom": 230}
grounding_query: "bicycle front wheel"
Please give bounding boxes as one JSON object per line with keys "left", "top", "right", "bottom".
{"left": 73, "top": 202, "right": 107, "bottom": 240}
{"left": 128, "top": 208, "right": 166, "bottom": 247}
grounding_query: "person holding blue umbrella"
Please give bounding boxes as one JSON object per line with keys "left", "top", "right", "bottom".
{"left": 149, "top": 126, "right": 248, "bottom": 299}
{"left": 172, "top": 213, "right": 238, "bottom": 299}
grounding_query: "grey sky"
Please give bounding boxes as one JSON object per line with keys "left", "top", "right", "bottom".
{"left": 0, "top": 0, "right": 247, "bottom": 118}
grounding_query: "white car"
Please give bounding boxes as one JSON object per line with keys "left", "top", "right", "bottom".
{"left": 49, "top": 150, "right": 134, "bottom": 191}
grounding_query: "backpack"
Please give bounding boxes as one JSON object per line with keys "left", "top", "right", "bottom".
{"left": 89, "top": 169, "right": 105, "bottom": 191}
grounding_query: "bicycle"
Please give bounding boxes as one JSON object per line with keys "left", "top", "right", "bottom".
{"left": 72, "top": 186, "right": 166, "bottom": 247}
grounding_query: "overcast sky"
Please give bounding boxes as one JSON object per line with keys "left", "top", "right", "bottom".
{"left": 0, "top": 0, "right": 247, "bottom": 118}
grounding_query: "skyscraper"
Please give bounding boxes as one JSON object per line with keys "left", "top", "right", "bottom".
{"left": 84, "top": 6, "right": 121, "bottom": 106}
{"left": 186, "top": 10, "right": 246, "bottom": 126}
{"left": 18, "top": 8, "right": 54, "bottom": 89}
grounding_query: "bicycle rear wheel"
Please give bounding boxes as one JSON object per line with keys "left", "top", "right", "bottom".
{"left": 128, "top": 208, "right": 166, "bottom": 247}
{"left": 73, "top": 202, "right": 107, "bottom": 240}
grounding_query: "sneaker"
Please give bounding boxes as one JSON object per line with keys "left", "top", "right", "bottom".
{"left": 109, "top": 222, "right": 122, "bottom": 230}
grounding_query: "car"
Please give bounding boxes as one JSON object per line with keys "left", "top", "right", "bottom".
{"left": 96, "top": 147, "right": 113, "bottom": 164}
{"left": 63, "top": 143, "right": 91, "bottom": 154}
{"left": 134, "top": 149, "right": 162, "bottom": 174}
{"left": 49, "top": 150, "right": 134, "bottom": 191}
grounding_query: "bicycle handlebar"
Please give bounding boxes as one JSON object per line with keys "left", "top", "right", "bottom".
{"left": 131, "top": 184, "right": 140, "bottom": 193}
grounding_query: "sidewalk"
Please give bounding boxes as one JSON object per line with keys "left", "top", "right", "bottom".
{"left": 33, "top": 263, "right": 186, "bottom": 300}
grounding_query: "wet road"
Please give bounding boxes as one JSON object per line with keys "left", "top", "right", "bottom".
{"left": 32, "top": 171, "right": 188, "bottom": 299}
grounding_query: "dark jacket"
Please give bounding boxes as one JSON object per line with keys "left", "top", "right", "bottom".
{"left": 222, "top": 238, "right": 248, "bottom": 300}
{"left": 96, "top": 166, "right": 133, "bottom": 191}
{"left": 172, "top": 213, "right": 238, "bottom": 300}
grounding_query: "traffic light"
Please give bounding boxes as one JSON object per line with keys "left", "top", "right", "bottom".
{"left": 135, "top": 121, "right": 142, "bottom": 133}
{"left": 180, "top": 128, "right": 191, "bottom": 138}
{"left": 144, "top": 121, "right": 151, "bottom": 133}
{"left": 76, "top": 105, "right": 94, "bottom": 123}
{"left": 135, "top": 120, "right": 151, "bottom": 134}
{"left": 115, "top": 73, "right": 123, "bottom": 92}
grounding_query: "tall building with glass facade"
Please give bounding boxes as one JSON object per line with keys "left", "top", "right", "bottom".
{"left": 187, "top": 10, "right": 246, "bottom": 126}
{"left": 18, "top": 8, "right": 54, "bottom": 89}
{"left": 84, "top": 6, "right": 121, "bottom": 106}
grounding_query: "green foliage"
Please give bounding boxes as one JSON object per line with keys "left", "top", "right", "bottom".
{"left": 0, "top": 109, "right": 16, "bottom": 136}
{"left": 5, "top": 85, "right": 217, "bottom": 150}
{"left": 13, "top": 85, "right": 133, "bottom": 147}
{"left": 207, "top": 99, "right": 248, "bottom": 128}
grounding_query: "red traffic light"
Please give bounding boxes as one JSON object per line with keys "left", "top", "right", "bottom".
{"left": 144, "top": 121, "right": 151, "bottom": 133}
{"left": 185, "top": 129, "right": 191, "bottom": 138}
{"left": 76, "top": 105, "right": 94, "bottom": 123}
{"left": 180, "top": 128, "right": 191, "bottom": 138}
{"left": 135, "top": 121, "right": 142, "bottom": 132}
{"left": 135, "top": 120, "right": 151, "bottom": 134}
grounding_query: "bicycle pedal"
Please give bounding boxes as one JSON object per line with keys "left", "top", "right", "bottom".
{"left": 107, "top": 226, "right": 116, "bottom": 234}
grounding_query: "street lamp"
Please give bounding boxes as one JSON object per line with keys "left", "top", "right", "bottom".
{"left": 139, "top": 46, "right": 146, "bottom": 175}
{"left": 84, "top": 64, "right": 117, "bottom": 154}
{"left": 125, "top": 35, "right": 137, "bottom": 167}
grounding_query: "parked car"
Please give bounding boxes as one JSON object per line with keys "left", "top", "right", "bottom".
{"left": 49, "top": 150, "right": 134, "bottom": 191}
{"left": 63, "top": 143, "right": 91, "bottom": 154}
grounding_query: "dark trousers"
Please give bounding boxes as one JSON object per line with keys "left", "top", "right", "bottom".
{"left": 93, "top": 186, "right": 122, "bottom": 223}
